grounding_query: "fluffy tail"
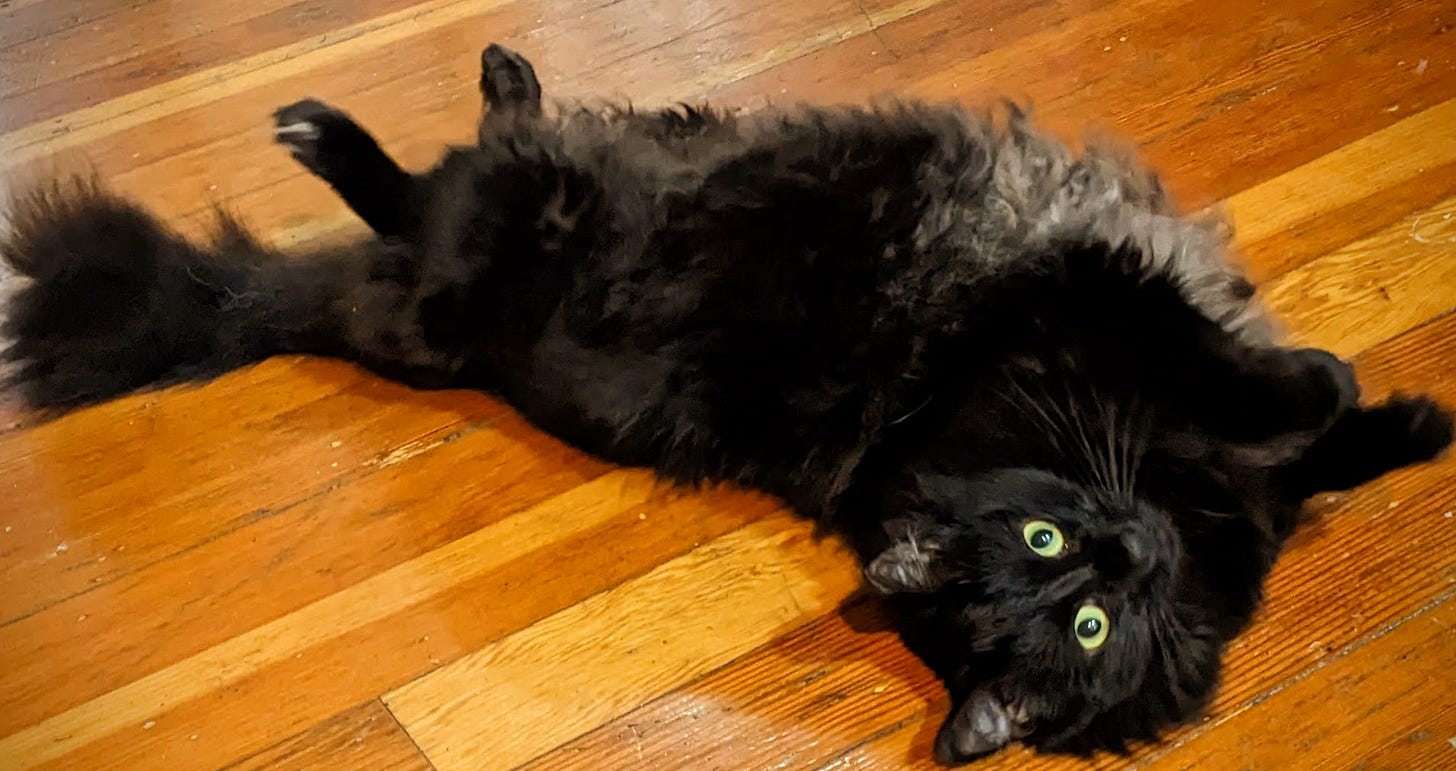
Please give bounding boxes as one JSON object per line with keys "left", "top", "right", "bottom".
{"left": 1, "top": 181, "right": 380, "bottom": 411}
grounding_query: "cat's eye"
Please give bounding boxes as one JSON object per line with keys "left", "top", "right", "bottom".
{"left": 1021, "top": 520, "right": 1065, "bottom": 557}
{"left": 1074, "top": 605, "right": 1110, "bottom": 650}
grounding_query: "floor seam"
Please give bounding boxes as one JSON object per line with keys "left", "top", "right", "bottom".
{"left": 381, "top": 697, "right": 440, "bottom": 771}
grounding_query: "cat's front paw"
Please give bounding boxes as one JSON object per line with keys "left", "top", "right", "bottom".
{"left": 1371, "top": 394, "right": 1455, "bottom": 465}
{"left": 272, "top": 98, "right": 353, "bottom": 172}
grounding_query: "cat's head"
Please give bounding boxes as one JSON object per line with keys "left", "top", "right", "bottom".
{"left": 865, "top": 467, "right": 1236, "bottom": 763}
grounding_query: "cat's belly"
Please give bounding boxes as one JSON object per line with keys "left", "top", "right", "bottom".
{"left": 492, "top": 308, "right": 688, "bottom": 468}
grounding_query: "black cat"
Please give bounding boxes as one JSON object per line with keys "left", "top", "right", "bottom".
{"left": 2, "top": 43, "right": 1449, "bottom": 764}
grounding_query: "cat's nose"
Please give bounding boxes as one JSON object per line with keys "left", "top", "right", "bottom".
{"left": 1093, "top": 526, "right": 1157, "bottom": 580}
{"left": 1120, "top": 528, "right": 1152, "bottom": 570}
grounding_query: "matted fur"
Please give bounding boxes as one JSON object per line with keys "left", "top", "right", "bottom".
{"left": 2, "top": 45, "right": 1448, "bottom": 765}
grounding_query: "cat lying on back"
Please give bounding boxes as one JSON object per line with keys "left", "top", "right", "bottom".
{"left": 3, "top": 43, "right": 1449, "bottom": 764}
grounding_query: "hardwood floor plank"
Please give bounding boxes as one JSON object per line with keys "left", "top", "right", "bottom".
{"left": 0, "top": 0, "right": 878, "bottom": 174}
{"left": 1223, "top": 99, "right": 1456, "bottom": 282}
{"left": 383, "top": 516, "right": 863, "bottom": 771}
{"left": 1263, "top": 196, "right": 1456, "bottom": 358}
{"left": 0, "top": 0, "right": 427, "bottom": 132}
{"left": 1339, "top": 314, "right": 1456, "bottom": 407}
{"left": 0, "top": 358, "right": 497, "bottom": 626}
{"left": 2, "top": 473, "right": 780, "bottom": 770}
{"left": 516, "top": 599, "right": 934, "bottom": 771}
{"left": 706, "top": 0, "right": 1117, "bottom": 108}
{"left": 222, "top": 700, "right": 433, "bottom": 771}
{"left": 712, "top": 0, "right": 1456, "bottom": 209}
{"left": 1143, "top": 596, "right": 1456, "bottom": 771}
{"left": 0, "top": 406, "right": 604, "bottom": 737}
{"left": 0, "top": 0, "right": 129, "bottom": 51}
{"left": 1212, "top": 459, "right": 1456, "bottom": 713}
{"left": 912, "top": 0, "right": 1455, "bottom": 204}
{"left": 0, "top": 0, "right": 511, "bottom": 165}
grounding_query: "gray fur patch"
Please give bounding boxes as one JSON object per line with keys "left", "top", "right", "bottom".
{"left": 534, "top": 99, "right": 1276, "bottom": 346}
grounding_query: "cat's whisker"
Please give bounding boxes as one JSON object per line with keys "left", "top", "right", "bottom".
{"left": 1004, "top": 378, "right": 1097, "bottom": 487}
{"left": 1110, "top": 399, "right": 1131, "bottom": 502}
{"left": 1094, "top": 395, "right": 1118, "bottom": 497}
{"left": 1057, "top": 382, "right": 1111, "bottom": 494}
{"left": 1124, "top": 407, "right": 1151, "bottom": 501}
{"left": 1075, "top": 383, "right": 1119, "bottom": 500}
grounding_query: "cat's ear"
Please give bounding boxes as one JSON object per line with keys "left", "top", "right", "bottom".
{"left": 865, "top": 540, "right": 948, "bottom": 593}
{"left": 864, "top": 520, "right": 956, "bottom": 593}
{"left": 934, "top": 689, "right": 1022, "bottom": 763}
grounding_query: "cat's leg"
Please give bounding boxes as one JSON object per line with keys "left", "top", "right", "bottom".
{"left": 273, "top": 99, "right": 419, "bottom": 240}
{"left": 1079, "top": 256, "right": 1356, "bottom": 463}
{"left": 479, "top": 43, "right": 542, "bottom": 117}
{"left": 1156, "top": 328, "right": 1361, "bottom": 465}
{"left": 1280, "top": 394, "right": 1453, "bottom": 496}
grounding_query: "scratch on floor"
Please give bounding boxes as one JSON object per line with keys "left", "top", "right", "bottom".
{"left": 370, "top": 425, "right": 482, "bottom": 468}
{"left": 1408, "top": 211, "right": 1456, "bottom": 244}
{"left": 627, "top": 723, "right": 645, "bottom": 761}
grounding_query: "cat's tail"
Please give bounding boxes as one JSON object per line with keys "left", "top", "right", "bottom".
{"left": 1, "top": 179, "right": 407, "bottom": 412}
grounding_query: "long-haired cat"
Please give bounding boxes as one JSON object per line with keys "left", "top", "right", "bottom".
{"left": 3, "top": 43, "right": 1450, "bottom": 764}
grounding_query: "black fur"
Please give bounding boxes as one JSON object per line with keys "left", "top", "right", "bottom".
{"left": 2, "top": 44, "right": 1450, "bottom": 764}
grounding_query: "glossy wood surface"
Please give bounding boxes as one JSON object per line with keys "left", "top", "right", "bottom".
{"left": 2, "top": 1, "right": 1454, "bottom": 769}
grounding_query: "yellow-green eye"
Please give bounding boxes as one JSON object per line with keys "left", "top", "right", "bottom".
{"left": 1021, "top": 520, "right": 1065, "bottom": 557}
{"left": 1074, "top": 605, "right": 1110, "bottom": 650}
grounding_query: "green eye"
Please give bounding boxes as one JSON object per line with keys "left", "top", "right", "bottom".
{"left": 1021, "top": 520, "right": 1065, "bottom": 557}
{"left": 1074, "top": 605, "right": 1110, "bottom": 650}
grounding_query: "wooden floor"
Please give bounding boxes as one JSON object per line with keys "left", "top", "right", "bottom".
{"left": 1, "top": 1, "right": 1455, "bottom": 769}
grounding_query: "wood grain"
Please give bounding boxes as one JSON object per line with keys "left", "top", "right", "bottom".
{"left": 0, "top": 0, "right": 512, "bottom": 163}
{"left": 1147, "top": 596, "right": 1456, "bottom": 771}
{"left": 0, "top": 0, "right": 427, "bottom": 132}
{"left": 2, "top": 1, "right": 1454, "bottom": 770}
{"left": 711, "top": 0, "right": 1454, "bottom": 207}
{"left": 516, "top": 598, "right": 936, "bottom": 771}
{"left": 1, "top": 473, "right": 785, "bottom": 770}
{"left": 0, "top": 405, "right": 601, "bottom": 737}
{"left": 222, "top": 700, "right": 432, "bottom": 771}
{"left": 0, "top": 358, "right": 500, "bottom": 626}
{"left": 1225, "top": 98, "right": 1456, "bottom": 282}
{"left": 383, "top": 516, "right": 863, "bottom": 770}
{"left": 1264, "top": 197, "right": 1456, "bottom": 359}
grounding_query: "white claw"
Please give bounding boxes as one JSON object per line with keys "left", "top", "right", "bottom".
{"left": 274, "top": 121, "right": 320, "bottom": 140}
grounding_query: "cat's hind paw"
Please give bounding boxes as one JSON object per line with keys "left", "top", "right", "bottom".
{"left": 479, "top": 43, "right": 542, "bottom": 113}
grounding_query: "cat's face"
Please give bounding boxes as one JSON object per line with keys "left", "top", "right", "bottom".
{"left": 866, "top": 468, "right": 1225, "bottom": 763}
